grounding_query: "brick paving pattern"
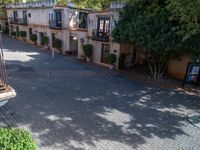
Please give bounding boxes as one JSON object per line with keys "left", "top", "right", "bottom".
{"left": 0, "top": 35, "right": 200, "bottom": 150}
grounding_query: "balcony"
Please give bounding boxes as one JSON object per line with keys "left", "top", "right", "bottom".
{"left": 92, "top": 30, "right": 110, "bottom": 42}
{"left": 9, "top": 17, "right": 28, "bottom": 25}
{"left": 49, "top": 20, "right": 63, "bottom": 29}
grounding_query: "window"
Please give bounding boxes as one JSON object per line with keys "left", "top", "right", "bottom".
{"left": 49, "top": 10, "right": 62, "bottom": 28}
{"left": 13, "top": 11, "right": 18, "bottom": 22}
{"left": 97, "top": 17, "right": 110, "bottom": 35}
{"left": 23, "top": 11, "right": 27, "bottom": 23}
{"left": 79, "top": 12, "right": 88, "bottom": 29}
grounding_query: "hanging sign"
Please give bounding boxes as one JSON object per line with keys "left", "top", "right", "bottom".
{"left": 183, "top": 63, "right": 200, "bottom": 87}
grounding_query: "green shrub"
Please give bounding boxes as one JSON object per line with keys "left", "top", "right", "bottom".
{"left": 2, "top": 29, "right": 9, "bottom": 34}
{"left": 54, "top": 39, "right": 62, "bottom": 50}
{"left": 19, "top": 31, "right": 27, "bottom": 38}
{"left": 83, "top": 44, "right": 93, "bottom": 58}
{"left": 43, "top": 36, "right": 49, "bottom": 45}
{"left": 30, "top": 34, "right": 37, "bottom": 42}
{"left": 118, "top": 53, "right": 126, "bottom": 69}
{"left": 106, "top": 53, "right": 116, "bottom": 65}
{"left": 0, "top": 128, "right": 37, "bottom": 150}
{"left": 11, "top": 31, "right": 16, "bottom": 36}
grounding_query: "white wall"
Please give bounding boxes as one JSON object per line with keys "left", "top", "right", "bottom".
{"left": 28, "top": 8, "right": 52, "bottom": 26}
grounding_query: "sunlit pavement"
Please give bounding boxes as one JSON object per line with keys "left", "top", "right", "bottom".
{"left": 1, "top": 35, "right": 200, "bottom": 150}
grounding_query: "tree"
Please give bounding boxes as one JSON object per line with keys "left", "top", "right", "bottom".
{"left": 167, "top": 0, "right": 200, "bottom": 61}
{"left": 167, "top": 0, "right": 200, "bottom": 41}
{"left": 113, "top": 0, "right": 200, "bottom": 79}
{"left": 57, "top": 0, "right": 126, "bottom": 9}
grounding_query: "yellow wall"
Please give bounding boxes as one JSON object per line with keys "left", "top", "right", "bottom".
{"left": 167, "top": 57, "right": 190, "bottom": 79}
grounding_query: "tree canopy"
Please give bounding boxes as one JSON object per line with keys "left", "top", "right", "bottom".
{"left": 113, "top": 0, "right": 200, "bottom": 79}
{"left": 57, "top": 0, "right": 127, "bottom": 9}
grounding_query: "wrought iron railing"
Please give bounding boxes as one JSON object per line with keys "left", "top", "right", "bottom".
{"left": 92, "top": 30, "right": 110, "bottom": 42}
{"left": 9, "top": 17, "right": 28, "bottom": 25}
{"left": 49, "top": 20, "right": 63, "bottom": 29}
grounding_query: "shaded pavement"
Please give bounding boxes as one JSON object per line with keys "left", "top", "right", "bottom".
{"left": 0, "top": 35, "right": 200, "bottom": 150}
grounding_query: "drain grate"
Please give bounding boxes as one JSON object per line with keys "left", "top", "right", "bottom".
{"left": 188, "top": 113, "right": 200, "bottom": 128}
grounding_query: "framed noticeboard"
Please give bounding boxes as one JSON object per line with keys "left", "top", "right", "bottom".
{"left": 183, "top": 63, "right": 200, "bottom": 87}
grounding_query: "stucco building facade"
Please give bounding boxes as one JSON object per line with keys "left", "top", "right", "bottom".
{"left": 6, "top": 1, "right": 136, "bottom": 66}
{"left": 6, "top": 0, "right": 189, "bottom": 79}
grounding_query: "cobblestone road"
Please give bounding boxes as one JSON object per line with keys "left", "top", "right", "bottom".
{"left": 0, "top": 35, "right": 200, "bottom": 150}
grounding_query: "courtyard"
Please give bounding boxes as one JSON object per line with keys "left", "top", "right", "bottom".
{"left": 0, "top": 35, "right": 200, "bottom": 150}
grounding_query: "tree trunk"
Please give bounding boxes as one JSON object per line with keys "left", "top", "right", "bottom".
{"left": 146, "top": 49, "right": 168, "bottom": 80}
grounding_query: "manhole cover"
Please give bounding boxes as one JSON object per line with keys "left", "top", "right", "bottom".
{"left": 188, "top": 113, "right": 200, "bottom": 128}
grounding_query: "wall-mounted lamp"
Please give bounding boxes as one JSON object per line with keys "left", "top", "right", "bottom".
{"left": 73, "top": 37, "right": 78, "bottom": 40}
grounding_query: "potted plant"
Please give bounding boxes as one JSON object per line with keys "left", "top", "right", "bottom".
{"left": 30, "top": 34, "right": 37, "bottom": 45}
{"left": 42, "top": 36, "right": 49, "bottom": 48}
{"left": 19, "top": 31, "right": 27, "bottom": 41}
{"left": 106, "top": 53, "right": 116, "bottom": 69}
{"left": 83, "top": 44, "right": 93, "bottom": 62}
{"left": 54, "top": 39, "right": 62, "bottom": 53}
{"left": 11, "top": 31, "right": 16, "bottom": 38}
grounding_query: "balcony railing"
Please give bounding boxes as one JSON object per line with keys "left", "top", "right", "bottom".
{"left": 6, "top": 0, "right": 56, "bottom": 9}
{"left": 49, "top": 20, "right": 63, "bottom": 29}
{"left": 92, "top": 30, "right": 110, "bottom": 42}
{"left": 9, "top": 17, "right": 28, "bottom": 25}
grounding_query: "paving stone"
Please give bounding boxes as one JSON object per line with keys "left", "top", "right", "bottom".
{"left": 0, "top": 35, "right": 199, "bottom": 150}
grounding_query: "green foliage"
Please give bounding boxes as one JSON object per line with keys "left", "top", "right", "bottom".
{"left": 56, "top": 0, "right": 127, "bottom": 9}
{"left": 30, "top": 34, "right": 37, "bottom": 42}
{"left": 2, "top": 28, "right": 9, "bottom": 34}
{"left": 106, "top": 53, "right": 116, "bottom": 65}
{"left": 54, "top": 39, "right": 62, "bottom": 50}
{"left": 19, "top": 31, "right": 27, "bottom": 38}
{"left": 42, "top": 36, "right": 49, "bottom": 45}
{"left": 167, "top": 0, "right": 200, "bottom": 41}
{"left": 118, "top": 53, "right": 126, "bottom": 69}
{"left": 113, "top": 0, "right": 200, "bottom": 79}
{"left": 11, "top": 31, "right": 16, "bottom": 36}
{"left": 0, "top": 128, "right": 37, "bottom": 150}
{"left": 83, "top": 44, "right": 93, "bottom": 57}
{"left": 56, "top": 0, "right": 67, "bottom": 6}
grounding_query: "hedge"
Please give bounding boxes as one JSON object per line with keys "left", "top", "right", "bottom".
{"left": 0, "top": 128, "right": 37, "bottom": 150}
{"left": 106, "top": 53, "right": 116, "bottom": 65}
{"left": 83, "top": 44, "right": 93, "bottom": 57}
{"left": 42, "top": 36, "right": 49, "bottom": 45}
{"left": 30, "top": 34, "right": 37, "bottom": 42}
{"left": 19, "top": 31, "right": 27, "bottom": 38}
{"left": 54, "top": 39, "right": 62, "bottom": 50}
